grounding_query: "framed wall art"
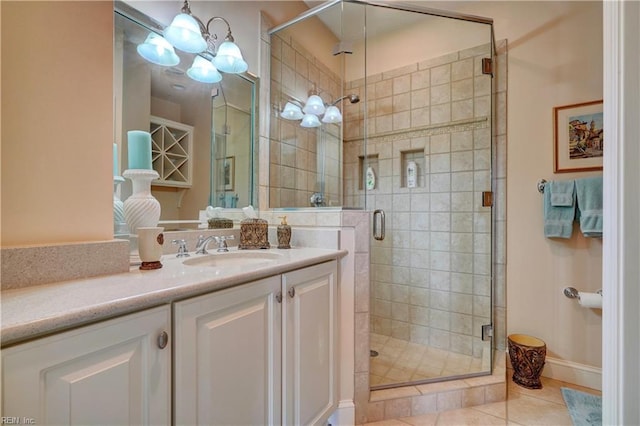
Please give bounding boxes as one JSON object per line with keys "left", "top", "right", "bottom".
{"left": 554, "top": 100, "right": 603, "bottom": 173}
{"left": 217, "top": 156, "right": 235, "bottom": 191}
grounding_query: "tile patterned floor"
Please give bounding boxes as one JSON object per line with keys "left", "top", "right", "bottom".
{"left": 370, "top": 333, "right": 491, "bottom": 387}
{"left": 363, "top": 374, "right": 602, "bottom": 425}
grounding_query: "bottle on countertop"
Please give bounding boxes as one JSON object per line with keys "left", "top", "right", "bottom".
{"left": 277, "top": 216, "right": 291, "bottom": 249}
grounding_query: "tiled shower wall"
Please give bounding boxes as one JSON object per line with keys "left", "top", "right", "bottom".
{"left": 343, "top": 44, "right": 494, "bottom": 359}
{"left": 269, "top": 32, "right": 343, "bottom": 208}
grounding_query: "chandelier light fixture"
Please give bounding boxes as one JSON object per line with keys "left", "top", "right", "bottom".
{"left": 136, "top": 0, "right": 247, "bottom": 83}
{"left": 281, "top": 90, "right": 359, "bottom": 128}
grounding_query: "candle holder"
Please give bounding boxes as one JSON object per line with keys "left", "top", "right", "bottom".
{"left": 113, "top": 176, "right": 127, "bottom": 235}
{"left": 123, "top": 169, "right": 161, "bottom": 235}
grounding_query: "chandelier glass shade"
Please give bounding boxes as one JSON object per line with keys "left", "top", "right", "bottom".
{"left": 300, "top": 113, "right": 322, "bottom": 128}
{"left": 281, "top": 102, "right": 304, "bottom": 120}
{"left": 163, "top": 13, "right": 207, "bottom": 53}
{"left": 212, "top": 40, "right": 248, "bottom": 73}
{"left": 303, "top": 94, "right": 326, "bottom": 115}
{"left": 187, "top": 56, "right": 222, "bottom": 83}
{"left": 136, "top": 33, "right": 180, "bottom": 66}
{"left": 321, "top": 105, "right": 343, "bottom": 124}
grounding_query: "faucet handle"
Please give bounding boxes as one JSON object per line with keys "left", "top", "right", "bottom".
{"left": 213, "top": 234, "right": 235, "bottom": 252}
{"left": 171, "top": 239, "right": 190, "bottom": 258}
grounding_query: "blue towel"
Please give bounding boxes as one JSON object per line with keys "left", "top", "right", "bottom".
{"left": 217, "top": 193, "right": 238, "bottom": 208}
{"left": 575, "top": 176, "right": 603, "bottom": 237}
{"left": 549, "top": 180, "right": 576, "bottom": 207}
{"left": 225, "top": 193, "right": 238, "bottom": 208}
{"left": 544, "top": 183, "right": 575, "bottom": 238}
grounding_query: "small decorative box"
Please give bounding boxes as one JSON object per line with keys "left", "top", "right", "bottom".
{"left": 238, "top": 218, "right": 270, "bottom": 249}
{"left": 208, "top": 218, "right": 233, "bottom": 229}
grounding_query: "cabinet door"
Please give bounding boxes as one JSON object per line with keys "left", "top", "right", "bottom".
{"left": 174, "top": 275, "right": 282, "bottom": 426}
{"left": 283, "top": 261, "right": 338, "bottom": 426}
{"left": 2, "top": 306, "right": 171, "bottom": 425}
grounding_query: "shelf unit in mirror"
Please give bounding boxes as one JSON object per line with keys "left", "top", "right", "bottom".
{"left": 150, "top": 115, "right": 193, "bottom": 188}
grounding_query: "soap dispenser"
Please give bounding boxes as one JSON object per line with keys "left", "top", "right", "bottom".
{"left": 277, "top": 216, "right": 291, "bottom": 249}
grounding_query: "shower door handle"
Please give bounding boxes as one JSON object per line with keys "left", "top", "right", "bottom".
{"left": 373, "top": 209, "right": 385, "bottom": 241}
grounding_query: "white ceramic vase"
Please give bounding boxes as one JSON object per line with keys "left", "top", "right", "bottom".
{"left": 123, "top": 169, "right": 161, "bottom": 235}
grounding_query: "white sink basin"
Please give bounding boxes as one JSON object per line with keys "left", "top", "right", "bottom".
{"left": 182, "top": 251, "right": 283, "bottom": 268}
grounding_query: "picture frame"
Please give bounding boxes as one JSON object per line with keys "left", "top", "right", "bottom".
{"left": 553, "top": 100, "right": 603, "bottom": 173}
{"left": 219, "top": 156, "right": 235, "bottom": 191}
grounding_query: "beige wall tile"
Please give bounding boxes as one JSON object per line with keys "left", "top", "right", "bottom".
{"left": 452, "top": 58, "right": 474, "bottom": 81}
{"left": 452, "top": 99, "right": 474, "bottom": 121}
{"left": 436, "top": 390, "right": 463, "bottom": 411}
{"left": 430, "top": 83, "right": 451, "bottom": 105}
{"left": 411, "top": 393, "right": 437, "bottom": 415}
{"left": 431, "top": 103, "right": 451, "bottom": 124}
{"left": 384, "top": 398, "right": 412, "bottom": 419}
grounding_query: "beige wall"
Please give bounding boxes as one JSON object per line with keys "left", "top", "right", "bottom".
{"left": 431, "top": 1, "right": 604, "bottom": 372}
{"left": 502, "top": 1, "right": 603, "bottom": 371}
{"left": 1, "top": 1, "right": 114, "bottom": 246}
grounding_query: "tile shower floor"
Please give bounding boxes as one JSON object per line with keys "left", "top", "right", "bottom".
{"left": 370, "top": 333, "right": 491, "bottom": 387}
{"left": 363, "top": 374, "right": 602, "bottom": 425}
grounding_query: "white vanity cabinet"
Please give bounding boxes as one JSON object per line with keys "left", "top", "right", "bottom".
{"left": 283, "top": 261, "right": 339, "bottom": 426}
{"left": 1, "top": 306, "right": 171, "bottom": 425}
{"left": 173, "top": 275, "right": 283, "bottom": 425}
{"left": 174, "top": 260, "right": 338, "bottom": 426}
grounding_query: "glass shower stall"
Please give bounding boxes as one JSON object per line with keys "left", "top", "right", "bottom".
{"left": 269, "top": 0, "right": 495, "bottom": 390}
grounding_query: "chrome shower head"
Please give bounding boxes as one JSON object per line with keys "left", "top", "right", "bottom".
{"left": 331, "top": 94, "right": 360, "bottom": 106}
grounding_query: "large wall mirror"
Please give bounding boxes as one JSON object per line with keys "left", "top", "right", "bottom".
{"left": 114, "top": 2, "right": 258, "bottom": 229}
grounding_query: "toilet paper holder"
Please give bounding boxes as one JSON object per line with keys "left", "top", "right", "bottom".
{"left": 563, "top": 286, "right": 603, "bottom": 299}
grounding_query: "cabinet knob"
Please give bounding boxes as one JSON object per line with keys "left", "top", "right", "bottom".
{"left": 157, "top": 331, "right": 169, "bottom": 349}
{"left": 276, "top": 291, "right": 283, "bottom": 303}
{"left": 288, "top": 287, "right": 296, "bottom": 298}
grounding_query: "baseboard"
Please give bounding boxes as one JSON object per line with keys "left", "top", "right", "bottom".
{"left": 541, "top": 356, "right": 602, "bottom": 391}
{"left": 328, "top": 400, "right": 355, "bottom": 426}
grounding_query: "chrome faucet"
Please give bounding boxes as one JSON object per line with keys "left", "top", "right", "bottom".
{"left": 195, "top": 234, "right": 235, "bottom": 254}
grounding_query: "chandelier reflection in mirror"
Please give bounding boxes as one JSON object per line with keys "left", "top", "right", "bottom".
{"left": 281, "top": 89, "right": 360, "bottom": 128}
{"left": 136, "top": 0, "right": 248, "bottom": 84}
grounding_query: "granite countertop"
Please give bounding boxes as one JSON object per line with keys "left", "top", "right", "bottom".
{"left": 1, "top": 247, "right": 347, "bottom": 347}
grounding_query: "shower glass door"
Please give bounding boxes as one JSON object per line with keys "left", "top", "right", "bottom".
{"left": 343, "top": 3, "right": 495, "bottom": 388}
{"left": 268, "top": 0, "right": 495, "bottom": 389}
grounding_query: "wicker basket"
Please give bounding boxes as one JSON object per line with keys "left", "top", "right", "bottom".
{"left": 238, "top": 218, "right": 270, "bottom": 249}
